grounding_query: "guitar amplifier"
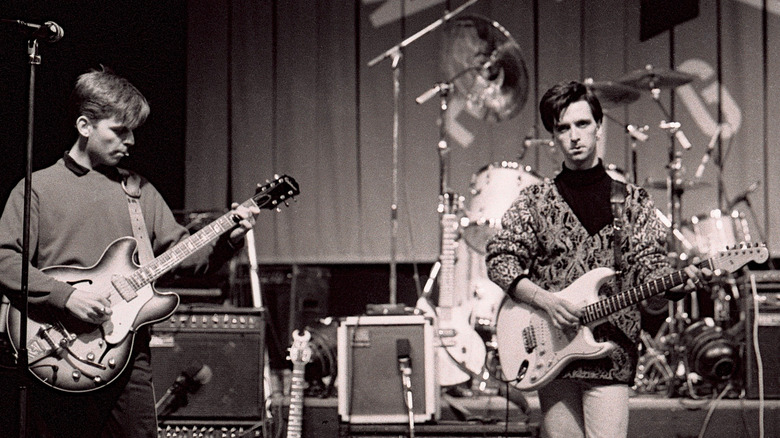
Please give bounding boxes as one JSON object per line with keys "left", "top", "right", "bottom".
{"left": 337, "top": 314, "right": 439, "bottom": 424}
{"left": 150, "top": 305, "right": 266, "bottom": 419}
{"left": 741, "top": 272, "right": 780, "bottom": 399}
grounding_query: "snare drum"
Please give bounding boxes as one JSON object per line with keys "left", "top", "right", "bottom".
{"left": 463, "top": 161, "right": 542, "bottom": 253}
{"left": 682, "top": 209, "right": 752, "bottom": 257}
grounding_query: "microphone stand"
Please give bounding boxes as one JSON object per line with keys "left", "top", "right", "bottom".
{"left": 12, "top": 35, "right": 43, "bottom": 438}
{"left": 367, "top": 0, "right": 480, "bottom": 305}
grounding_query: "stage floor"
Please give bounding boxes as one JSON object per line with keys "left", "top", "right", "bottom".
{"left": 295, "top": 391, "right": 780, "bottom": 438}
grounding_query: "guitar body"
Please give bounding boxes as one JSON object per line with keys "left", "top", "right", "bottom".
{"left": 6, "top": 238, "right": 180, "bottom": 392}
{"left": 494, "top": 244, "right": 769, "bottom": 392}
{"left": 495, "top": 267, "right": 616, "bottom": 391}
{"left": 416, "top": 296, "right": 486, "bottom": 387}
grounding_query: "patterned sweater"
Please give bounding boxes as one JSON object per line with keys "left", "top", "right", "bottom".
{"left": 485, "top": 170, "right": 672, "bottom": 384}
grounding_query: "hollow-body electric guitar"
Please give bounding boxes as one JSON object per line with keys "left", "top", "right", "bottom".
{"left": 495, "top": 244, "right": 767, "bottom": 392}
{"left": 6, "top": 175, "right": 299, "bottom": 392}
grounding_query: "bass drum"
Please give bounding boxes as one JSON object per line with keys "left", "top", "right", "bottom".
{"left": 681, "top": 318, "right": 739, "bottom": 382}
{"left": 463, "top": 161, "right": 542, "bottom": 254}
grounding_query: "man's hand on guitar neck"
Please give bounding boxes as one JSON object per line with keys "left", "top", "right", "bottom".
{"left": 65, "top": 288, "right": 113, "bottom": 324}
{"left": 227, "top": 202, "right": 262, "bottom": 246}
{"left": 670, "top": 264, "right": 718, "bottom": 295}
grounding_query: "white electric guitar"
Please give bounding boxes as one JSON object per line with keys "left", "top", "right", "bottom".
{"left": 495, "top": 244, "right": 768, "bottom": 391}
{"left": 416, "top": 194, "right": 486, "bottom": 387}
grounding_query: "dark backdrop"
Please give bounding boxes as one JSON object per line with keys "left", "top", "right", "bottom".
{"left": 0, "top": 0, "right": 187, "bottom": 208}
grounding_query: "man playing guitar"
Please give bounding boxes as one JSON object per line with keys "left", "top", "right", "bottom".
{"left": 0, "top": 67, "right": 261, "bottom": 437}
{"left": 486, "top": 81, "right": 714, "bottom": 438}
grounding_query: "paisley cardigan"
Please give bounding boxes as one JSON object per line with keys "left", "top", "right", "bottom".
{"left": 485, "top": 178, "right": 672, "bottom": 383}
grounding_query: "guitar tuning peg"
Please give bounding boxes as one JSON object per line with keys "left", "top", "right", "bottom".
{"left": 274, "top": 174, "right": 280, "bottom": 180}
{"left": 284, "top": 201, "right": 290, "bottom": 207}
{"left": 276, "top": 207, "right": 282, "bottom": 213}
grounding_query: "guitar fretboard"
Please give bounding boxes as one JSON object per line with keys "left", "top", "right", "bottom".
{"left": 580, "top": 259, "right": 714, "bottom": 324}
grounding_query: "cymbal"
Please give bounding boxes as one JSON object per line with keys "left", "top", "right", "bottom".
{"left": 442, "top": 15, "right": 528, "bottom": 122}
{"left": 644, "top": 178, "right": 711, "bottom": 191}
{"left": 585, "top": 79, "right": 641, "bottom": 108}
{"left": 618, "top": 64, "right": 695, "bottom": 90}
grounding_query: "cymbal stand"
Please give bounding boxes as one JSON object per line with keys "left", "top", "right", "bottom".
{"left": 648, "top": 85, "right": 695, "bottom": 397}
{"left": 367, "top": 0, "right": 480, "bottom": 305}
{"left": 602, "top": 112, "right": 648, "bottom": 184}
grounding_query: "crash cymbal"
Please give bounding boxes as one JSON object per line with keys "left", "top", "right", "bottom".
{"left": 585, "top": 79, "right": 641, "bottom": 108}
{"left": 644, "top": 177, "right": 711, "bottom": 191}
{"left": 442, "top": 15, "right": 529, "bottom": 122}
{"left": 619, "top": 64, "right": 695, "bottom": 90}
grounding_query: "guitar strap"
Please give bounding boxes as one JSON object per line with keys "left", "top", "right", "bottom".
{"left": 610, "top": 180, "right": 627, "bottom": 293}
{"left": 119, "top": 169, "right": 155, "bottom": 264}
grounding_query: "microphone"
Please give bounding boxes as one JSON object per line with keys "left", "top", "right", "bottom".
{"left": 397, "top": 338, "right": 412, "bottom": 375}
{"left": 659, "top": 121, "right": 692, "bottom": 150}
{"left": 727, "top": 180, "right": 760, "bottom": 210}
{"left": 694, "top": 124, "right": 723, "bottom": 178}
{"left": 396, "top": 338, "right": 414, "bottom": 412}
{"left": 156, "top": 360, "right": 213, "bottom": 415}
{"left": 2, "top": 19, "right": 64, "bottom": 43}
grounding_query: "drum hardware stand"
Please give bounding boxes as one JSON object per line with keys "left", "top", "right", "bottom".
{"left": 602, "top": 112, "right": 649, "bottom": 184}
{"left": 368, "top": 0, "right": 480, "bottom": 305}
{"left": 648, "top": 84, "right": 700, "bottom": 398}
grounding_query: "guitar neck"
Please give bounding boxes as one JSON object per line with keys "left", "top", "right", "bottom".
{"left": 128, "top": 198, "right": 258, "bottom": 289}
{"left": 580, "top": 258, "right": 714, "bottom": 324}
{"left": 438, "top": 213, "right": 458, "bottom": 310}
{"left": 286, "top": 362, "right": 305, "bottom": 438}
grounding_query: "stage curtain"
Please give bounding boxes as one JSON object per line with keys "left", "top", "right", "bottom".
{"left": 186, "top": 0, "right": 780, "bottom": 264}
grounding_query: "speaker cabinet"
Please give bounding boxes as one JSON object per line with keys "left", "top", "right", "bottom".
{"left": 742, "top": 272, "right": 780, "bottom": 399}
{"left": 150, "top": 306, "right": 265, "bottom": 419}
{"left": 337, "top": 314, "right": 439, "bottom": 424}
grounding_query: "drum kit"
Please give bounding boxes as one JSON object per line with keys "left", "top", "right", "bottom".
{"left": 413, "top": 14, "right": 763, "bottom": 399}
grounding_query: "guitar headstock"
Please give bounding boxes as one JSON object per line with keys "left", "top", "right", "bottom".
{"left": 254, "top": 175, "right": 300, "bottom": 211}
{"left": 289, "top": 329, "right": 312, "bottom": 366}
{"left": 711, "top": 242, "right": 769, "bottom": 274}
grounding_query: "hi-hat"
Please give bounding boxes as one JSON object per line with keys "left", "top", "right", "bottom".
{"left": 619, "top": 64, "right": 695, "bottom": 90}
{"left": 645, "top": 178, "right": 710, "bottom": 191}
{"left": 585, "top": 79, "right": 641, "bottom": 108}
{"left": 442, "top": 15, "right": 528, "bottom": 122}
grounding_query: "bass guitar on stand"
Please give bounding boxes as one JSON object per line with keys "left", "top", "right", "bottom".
{"left": 495, "top": 244, "right": 768, "bottom": 392}
{"left": 5, "top": 175, "right": 299, "bottom": 392}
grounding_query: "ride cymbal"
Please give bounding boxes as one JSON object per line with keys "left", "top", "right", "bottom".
{"left": 619, "top": 64, "right": 695, "bottom": 90}
{"left": 442, "top": 15, "right": 528, "bottom": 122}
{"left": 585, "top": 79, "right": 641, "bottom": 108}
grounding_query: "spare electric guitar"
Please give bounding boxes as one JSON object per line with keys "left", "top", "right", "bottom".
{"left": 416, "top": 193, "right": 486, "bottom": 387}
{"left": 496, "top": 243, "right": 768, "bottom": 392}
{"left": 6, "top": 175, "right": 299, "bottom": 392}
{"left": 286, "top": 329, "right": 311, "bottom": 438}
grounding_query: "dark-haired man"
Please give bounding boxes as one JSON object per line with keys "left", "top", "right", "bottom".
{"left": 486, "top": 80, "right": 712, "bottom": 437}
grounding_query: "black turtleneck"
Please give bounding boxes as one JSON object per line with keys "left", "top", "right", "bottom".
{"left": 554, "top": 160, "right": 613, "bottom": 236}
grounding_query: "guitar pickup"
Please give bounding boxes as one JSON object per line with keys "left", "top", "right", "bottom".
{"left": 522, "top": 325, "right": 537, "bottom": 353}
